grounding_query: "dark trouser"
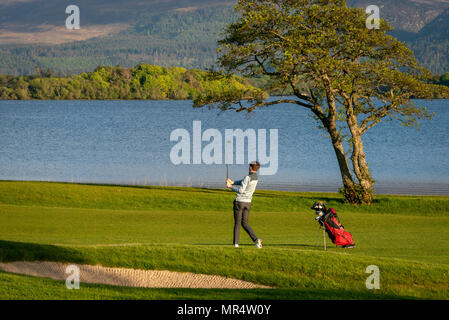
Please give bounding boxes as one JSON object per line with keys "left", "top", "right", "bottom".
{"left": 233, "top": 200, "right": 258, "bottom": 244}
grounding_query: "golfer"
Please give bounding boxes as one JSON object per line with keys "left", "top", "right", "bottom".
{"left": 226, "top": 161, "right": 263, "bottom": 248}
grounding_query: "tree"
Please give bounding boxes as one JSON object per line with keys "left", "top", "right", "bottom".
{"left": 193, "top": 0, "right": 449, "bottom": 204}
{"left": 440, "top": 72, "right": 449, "bottom": 86}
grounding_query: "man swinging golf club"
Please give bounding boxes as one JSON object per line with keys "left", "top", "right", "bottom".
{"left": 226, "top": 161, "right": 263, "bottom": 249}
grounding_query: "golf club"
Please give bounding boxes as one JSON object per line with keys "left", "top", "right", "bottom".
{"left": 225, "top": 140, "right": 231, "bottom": 180}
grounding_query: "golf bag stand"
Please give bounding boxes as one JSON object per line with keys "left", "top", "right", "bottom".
{"left": 312, "top": 202, "right": 355, "bottom": 249}
{"left": 317, "top": 220, "right": 327, "bottom": 250}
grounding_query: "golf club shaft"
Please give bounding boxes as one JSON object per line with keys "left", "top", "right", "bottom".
{"left": 323, "top": 223, "right": 327, "bottom": 251}
{"left": 225, "top": 140, "right": 230, "bottom": 181}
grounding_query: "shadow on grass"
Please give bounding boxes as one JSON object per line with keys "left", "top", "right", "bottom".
{"left": 264, "top": 244, "right": 325, "bottom": 248}
{"left": 166, "top": 288, "right": 418, "bottom": 300}
{"left": 0, "top": 240, "right": 87, "bottom": 264}
{"left": 193, "top": 243, "right": 324, "bottom": 249}
{"left": 15, "top": 181, "right": 230, "bottom": 195}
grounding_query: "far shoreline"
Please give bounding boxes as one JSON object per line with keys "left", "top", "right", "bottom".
{"left": 2, "top": 97, "right": 449, "bottom": 101}
{"left": 1, "top": 179, "right": 448, "bottom": 197}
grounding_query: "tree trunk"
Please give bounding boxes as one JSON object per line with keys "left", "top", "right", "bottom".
{"left": 327, "top": 122, "right": 355, "bottom": 191}
{"left": 322, "top": 92, "right": 364, "bottom": 204}
{"left": 347, "top": 114, "right": 374, "bottom": 204}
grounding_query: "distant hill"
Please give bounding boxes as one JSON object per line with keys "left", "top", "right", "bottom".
{"left": 0, "top": 1, "right": 236, "bottom": 75}
{"left": 349, "top": 0, "right": 449, "bottom": 34}
{"left": 408, "top": 7, "right": 449, "bottom": 75}
{"left": 0, "top": 0, "right": 448, "bottom": 75}
{"left": 349, "top": 0, "right": 449, "bottom": 74}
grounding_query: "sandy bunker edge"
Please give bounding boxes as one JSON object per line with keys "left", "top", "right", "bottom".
{"left": 0, "top": 261, "right": 272, "bottom": 289}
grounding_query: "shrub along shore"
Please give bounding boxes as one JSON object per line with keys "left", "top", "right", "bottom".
{"left": 0, "top": 64, "right": 263, "bottom": 100}
{"left": 1, "top": 64, "right": 448, "bottom": 100}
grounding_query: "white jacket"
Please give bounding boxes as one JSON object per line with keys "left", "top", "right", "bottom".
{"left": 232, "top": 172, "right": 258, "bottom": 203}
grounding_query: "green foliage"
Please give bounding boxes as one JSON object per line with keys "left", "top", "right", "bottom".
{"left": 436, "top": 72, "right": 449, "bottom": 86}
{"left": 339, "top": 184, "right": 374, "bottom": 205}
{"left": 441, "top": 72, "right": 449, "bottom": 83}
{"left": 428, "top": 73, "right": 449, "bottom": 98}
{"left": 0, "top": 63, "right": 257, "bottom": 100}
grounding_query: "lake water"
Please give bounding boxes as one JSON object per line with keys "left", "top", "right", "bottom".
{"left": 0, "top": 99, "right": 448, "bottom": 195}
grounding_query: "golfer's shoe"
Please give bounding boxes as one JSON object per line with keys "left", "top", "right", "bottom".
{"left": 255, "top": 239, "right": 263, "bottom": 249}
{"left": 234, "top": 244, "right": 239, "bottom": 248}
{"left": 343, "top": 244, "right": 356, "bottom": 249}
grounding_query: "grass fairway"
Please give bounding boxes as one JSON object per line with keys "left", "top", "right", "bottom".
{"left": 0, "top": 181, "right": 448, "bottom": 300}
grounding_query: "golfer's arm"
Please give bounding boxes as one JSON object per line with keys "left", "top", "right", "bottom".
{"left": 232, "top": 177, "right": 248, "bottom": 193}
{"left": 233, "top": 179, "right": 242, "bottom": 186}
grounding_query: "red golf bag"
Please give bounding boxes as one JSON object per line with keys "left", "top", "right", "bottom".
{"left": 320, "top": 208, "right": 355, "bottom": 247}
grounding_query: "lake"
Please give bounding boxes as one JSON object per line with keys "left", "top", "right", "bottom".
{"left": 0, "top": 99, "right": 448, "bottom": 195}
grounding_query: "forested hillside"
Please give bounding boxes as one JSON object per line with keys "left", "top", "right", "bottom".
{"left": 0, "top": 0, "right": 448, "bottom": 75}
{"left": 408, "top": 8, "right": 449, "bottom": 75}
{"left": 0, "top": 2, "right": 236, "bottom": 75}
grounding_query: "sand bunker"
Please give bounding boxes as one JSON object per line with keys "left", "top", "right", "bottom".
{"left": 0, "top": 261, "right": 270, "bottom": 289}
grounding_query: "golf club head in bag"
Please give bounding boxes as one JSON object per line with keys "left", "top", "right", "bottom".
{"left": 311, "top": 201, "right": 327, "bottom": 250}
{"left": 311, "top": 201, "right": 326, "bottom": 222}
